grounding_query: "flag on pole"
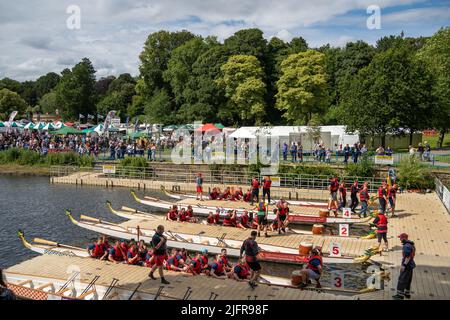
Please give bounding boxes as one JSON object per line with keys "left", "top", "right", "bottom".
{"left": 134, "top": 117, "right": 139, "bottom": 132}
{"left": 8, "top": 111, "right": 18, "bottom": 123}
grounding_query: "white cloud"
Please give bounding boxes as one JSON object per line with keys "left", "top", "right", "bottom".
{"left": 0, "top": 0, "right": 445, "bottom": 81}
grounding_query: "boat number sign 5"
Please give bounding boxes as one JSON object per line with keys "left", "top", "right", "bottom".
{"left": 329, "top": 242, "right": 341, "bottom": 257}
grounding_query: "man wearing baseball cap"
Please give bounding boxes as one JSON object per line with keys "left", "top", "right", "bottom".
{"left": 393, "top": 233, "right": 416, "bottom": 300}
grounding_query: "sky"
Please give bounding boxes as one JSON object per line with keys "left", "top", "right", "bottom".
{"left": 0, "top": 0, "right": 449, "bottom": 81}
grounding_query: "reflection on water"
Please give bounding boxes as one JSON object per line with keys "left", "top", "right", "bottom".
{"left": 0, "top": 175, "right": 368, "bottom": 289}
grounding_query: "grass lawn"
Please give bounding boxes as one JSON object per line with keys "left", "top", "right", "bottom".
{"left": 423, "top": 134, "right": 450, "bottom": 149}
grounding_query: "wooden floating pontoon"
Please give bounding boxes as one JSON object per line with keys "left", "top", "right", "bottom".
{"left": 16, "top": 232, "right": 369, "bottom": 295}
{"left": 4, "top": 255, "right": 361, "bottom": 300}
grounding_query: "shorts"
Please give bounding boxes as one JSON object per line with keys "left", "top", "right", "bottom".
{"left": 278, "top": 215, "right": 286, "bottom": 222}
{"left": 377, "top": 232, "right": 387, "bottom": 243}
{"left": 247, "top": 261, "right": 261, "bottom": 271}
{"left": 307, "top": 269, "right": 320, "bottom": 281}
{"left": 257, "top": 213, "right": 268, "bottom": 225}
{"left": 153, "top": 254, "right": 165, "bottom": 267}
{"left": 330, "top": 191, "right": 337, "bottom": 201}
{"left": 196, "top": 186, "right": 203, "bottom": 193}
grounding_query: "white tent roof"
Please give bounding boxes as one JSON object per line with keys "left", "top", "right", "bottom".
{"left": 229, "top": 127, "right": 257, "bottom": 139}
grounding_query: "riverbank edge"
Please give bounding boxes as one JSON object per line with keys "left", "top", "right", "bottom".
{"left": 0, "top": 164, "right": 51, "bottom": 176}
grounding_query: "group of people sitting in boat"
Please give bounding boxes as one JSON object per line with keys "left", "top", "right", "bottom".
{"left": 208, "top": 187, "right": 247, "bottom": 201}
{"left": 87, "top": 237, "right": 253, "bottom": 281}
{"left": 164, "top": 199, "right": 291, "bottom": 235}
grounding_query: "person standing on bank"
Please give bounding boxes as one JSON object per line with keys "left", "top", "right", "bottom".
{"left": 262, "top": 176, "right": 272, "bottom": 203}
{"left": 148, "top": 225, "right": 170, "bottom": 284}
{"left": 240, "top": 231, "right": 262, "bottom": 289}
{"left": 372, "top": 210, "right": 389, "bottom": 252}
{"left": 393, "top": 233, "right": 416, "bottom": 300}
{"left": 327, "top": 177, "right": 339, "bottom": 216}
{"left": 195, "top": 172, "right": 203, "bottom": 201}
{"left": 250, "top": 176, "right": 260, "bottom": 205}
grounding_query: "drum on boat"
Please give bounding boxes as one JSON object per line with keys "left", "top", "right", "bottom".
{"left": 312, "top": 224, "right": 324, "bottom": 235}
{"left": 319, "top": 210, "right": 329, "bottom": 218}
{"left": 291, "top": 270, "right": 302, "bottom": 286}
{"left": 299, "top": 242, "right": 313, "bottom": 255}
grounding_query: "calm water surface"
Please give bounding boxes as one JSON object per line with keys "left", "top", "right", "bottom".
{"left": 0, "top": 175, "right": 368, "bottom": 289}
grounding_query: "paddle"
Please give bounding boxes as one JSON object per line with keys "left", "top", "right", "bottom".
{"left": 33, "top": 238, "right": 83, "bottom": 251}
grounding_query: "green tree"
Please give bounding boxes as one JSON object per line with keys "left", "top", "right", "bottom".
{"left": 139, "top": 30, "right": 195, "bottom": 95}
{"left": 144, "top": 89, "right": 176, "bottom": 124}
{"left": 0, "top": 78, "right": 21, "bottom": 93}
{"left": 224, "top": 29, "right": 268, "bottom": 65}
{"left": 35, "top": 72, "right": 60, "bottom": 99}
{"left": 55, "top": 58, "right": 97, "bottom": 120}
{"left": 38, "top": 91, "right": 58, "bottom": 114}
{"left": 217, "top": 55, "right": 267, "bottom": 125}
{"left": 276, "top": 50, "right": 329, "bottom": 124}
{"left": 340, "top": 45, "right": 435, "bottom": 146}
{"left": 417, "top": 27, "right": 450, "bottom": 148}
{"left": 163, "top": 37, "right": 209, "bottom": 105}
{"left": 0, "top": 88, "right": 28, "bottom": 119}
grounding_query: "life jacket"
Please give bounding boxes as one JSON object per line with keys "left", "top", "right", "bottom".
{"left": 378, "top": 187, "right": 387, "bottom": 199}
{"left": 339, "top": 187, "right": 346, "bottom": 197}
{"left": 177, "top": 251, "right": 187, "bottom": 262}
{"left": 235, "top": 263, "right": 249, "bottom": 278}
{"left": 251, "top": 217, "right": 259, "bottom": 229}
{"left": 244, "top": 192, "right": 252, "bottom": 202}
{"left": 111, "top": 245, "right": 124, "bottom": 261}
{"left": 306, "top": 255, "right": 323, "bottom": 274}
{"left": 330, "top": 180, "right": 338, "bottom": 192}
{"left": 221, "top": 255, "right": 230, "bottom": 267}
{"left": 127, "top": 249, "right": 140, "bottom": 265}
{"left": 179, "top": 211, "right": 188, "bottom": 222}
{"left": 350, "top": 185, "right": 359, "bottom": 195}
{"left": 240, "top": 215, "right": 249, "bottom": 227}
{"left": 91, "top": 243, "right": 104, "bottom": 258}
{"left": 190, "top": 258, "right": 202, "bottom": 273}
{"left": 212, "top": 260, "right": 224, "bottom": 276}
{"left": 279, "top": 206, "right": 288, "bottom": 216}
{"left": 168, "top": 209, "right": 177, "bottom": 221}
{"left": 263, "top": 179, "right": 271, "bottom": 189}
{"left": 360, "top": 190, "right": 368, "bottom": 202}
{"left": 186, "top": 208, "right": 194, "bottom": 218}
{"left": 207, "top": 215, "right": 215, "bottom": 224}
{"left": 210, "top": 191, "right": 219, "bottom": 200}
{"left": 258, "top": 202, "right": 266, "bottom": 212}
{"left": 223, "top": 214, "right": 233, "bottom": 226}
{"left": 167, "top": 255, "right": 179, "bottom": 270}
{"left": 388, "top": 187, "right": 397, "bottom": 198}
{"left": 214, "top": 213, "right": 220, "bottom": 224}
{"left": 200, "top": 255, "right": 209, "bottom": 268}
{"left": 252, "top": 179, "right": 259, "bottom": 189}
{"left": 375, "top": 214, "right": 388, "bottom": 233}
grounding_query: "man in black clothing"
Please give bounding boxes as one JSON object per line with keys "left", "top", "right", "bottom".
{"left": 148, "top": 225, "right": 170, "bottom": 284}
{"left": 350, "top": 181, "right": 360, "bottom": 214}
{"left": 393, "top": 233, "right": 416, "bottom": 300}
{"left": 240, "top": 231, "right": 261, "bottom": 289}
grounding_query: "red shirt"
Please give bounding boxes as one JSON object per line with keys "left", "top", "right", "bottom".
{"left": 263, "top": 179, "right": 272, "bottom": 189}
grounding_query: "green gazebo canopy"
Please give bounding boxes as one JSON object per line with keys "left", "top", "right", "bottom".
{"left": 53, "top": 126, "right": 84, "bottom": 135}
{"left": 214, "top": 123, "right": 225, "bottom": 129}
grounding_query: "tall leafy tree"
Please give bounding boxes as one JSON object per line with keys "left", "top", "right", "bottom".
{"left": 417, "top": 27, "right": 450, "bottom": 148}
{"left": 0, "top": 88, "right": 28, "bottom": 119}
{"left": 224, "top": 29, "right": 268, "bottom": 66}
{"left": 35, "top": 72, "right": 60, "bottom": 99}
{"left": 139, "top": 30, "right": 195, "bottom": 95}
{"left": 217, "top": 55, "right": 266, "bottom": 125}
{"left": 55, "top": 58, "right": 97, "bottom": 120}
{"left": 341, "top": 45, "right": 435, "bottom": 146}
{"left": 276, "top": 50, "right": 329, "bottom": 124}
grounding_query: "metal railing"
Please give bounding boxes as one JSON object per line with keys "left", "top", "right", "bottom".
{"left": 50, "top": 165, "right": 386, "bottom": 193}
{"left": 435, "top": 177, "right": 450, "bottom": 214}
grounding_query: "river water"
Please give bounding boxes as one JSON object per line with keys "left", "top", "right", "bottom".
{"left": 0, "top": 175, "right": 369, "bottom": 289}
